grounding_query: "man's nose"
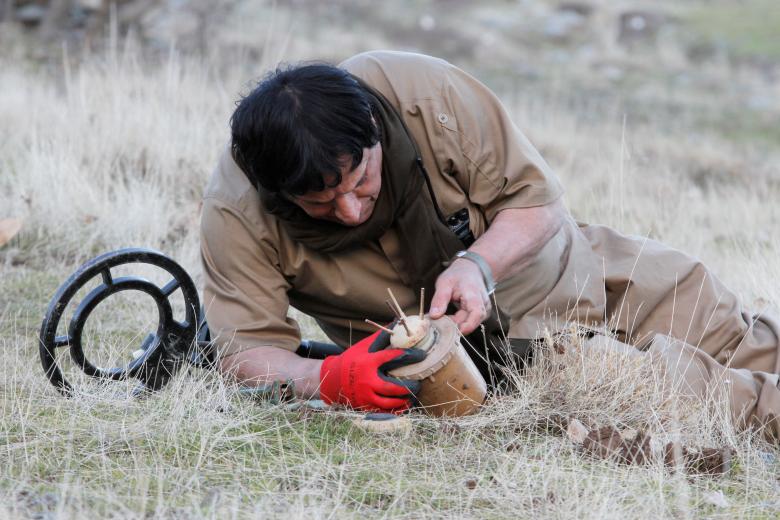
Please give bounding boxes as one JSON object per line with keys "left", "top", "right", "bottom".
{"left": 334, "top": 193, "right": 361, "bottom": 225}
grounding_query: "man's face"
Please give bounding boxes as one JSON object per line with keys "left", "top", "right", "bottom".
{"left": 290, "top": 142, "right": 383, "bottom": 226}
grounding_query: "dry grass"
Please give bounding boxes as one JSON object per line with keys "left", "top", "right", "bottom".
{"left": 2, "top": 1, "right": 780, "bottom": 517}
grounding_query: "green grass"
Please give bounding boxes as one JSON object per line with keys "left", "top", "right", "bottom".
{"left": 708, "top": 109, "right": 780, "bottom": 149}
{"left": 687, "top": 0, "right": 780, "bottom": 60}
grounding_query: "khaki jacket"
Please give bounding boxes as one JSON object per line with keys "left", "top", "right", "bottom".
{"left": 200, "top": 50, "right": 564, "bottom": 355}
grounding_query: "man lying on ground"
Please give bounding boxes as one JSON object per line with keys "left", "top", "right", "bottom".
{"left": 200, "top": 51, "right": 780, "bottom": 439}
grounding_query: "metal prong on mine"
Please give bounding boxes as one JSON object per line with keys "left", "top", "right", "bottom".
{"left": 386, "top": 288, "right": 407, "bottom": 320}
{"left": 365, "top": 319, "right": 395, "bottom": 335}
{"left": 386, "top": 288, "right": 412, "bottom": 334}
{"left": 385, "top": 299, "right": 401, "bottom": 319}
{"left": 398, "top": 318, "right": 412, "bottom": 335}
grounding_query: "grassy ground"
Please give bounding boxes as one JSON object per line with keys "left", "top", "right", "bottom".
{"left": 3, "top": 278, "right": 779, "bottom": 518}
{"left": 2, "top": 0, "right": 780, "bottom": 518}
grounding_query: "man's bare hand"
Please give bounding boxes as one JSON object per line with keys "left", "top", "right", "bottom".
{"left": 220, "top": 346, "right": 323, "bottom": 398}
{"left": 429, "top": 259, "right": 491, "bottom": 335}
{"left": 426, "top": 202, "right": 565, "bottom": 335}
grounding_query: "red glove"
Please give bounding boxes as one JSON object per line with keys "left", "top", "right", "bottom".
{"left": 319, "top": 328, "right": 425, "bottom": 413}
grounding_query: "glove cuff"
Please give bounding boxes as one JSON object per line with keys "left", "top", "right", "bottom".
{"left": 318, "top": 355, "right": 343, "bottom": 405}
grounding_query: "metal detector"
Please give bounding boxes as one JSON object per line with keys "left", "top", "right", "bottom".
{"left": 37, "top": 247, "right": 342, "bottom": 397}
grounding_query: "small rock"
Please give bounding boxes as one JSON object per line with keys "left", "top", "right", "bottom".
{"left": 694, "top": 447, "right": 734, "bottom": 475}
{"left": 439, "top": 421, "right": 463, "bottom": 435}
{"left": 76, "top": 0, "right": 104, "bottom": 10}
{"left": 703, "top": 490, "right": 730, "bottom": 508}
{"left": 15, "top": 4, "right": 46, "bottom": 26}
{"left": 558, "top": 3, "right": 593, "bottom": 17}
{"left": 302, "top": 399, "right": 328, "bottom": 410}
{"left": 566, "top": 418, "right": 589, "bottom": 444}
{"left": 664, "top": 442, "right": 734, "bottom": 476}
{"left": 419, "top": 14, "right": 435, "bottom": 31}
{"left": 543, "top": 10, "right": 586, "bottom": 41}
{"left": 583, "top": 426, "right": 624, "bottom": 459}
{"left": 352, "top": 413, "right": 411, "bottom": 434}
{"left": 464, "top": 478, "right": 478, "bottom": 490}
{"left": 577, "top": 425, "right": 652, "bottom": 465}
{"left": 531, "top": 491, "right": 557, "bottom": 507}
{"left": 618, "top": 10, "right": 664, "bottom": 45}
{"left": 618, "top": 432, "right": 652, "bottom": 465}
{"left": 757, "top": 451, "right": 776, "bottom": 464}
{"left": 0, "top": 218, "right": 23, "bottom": 248}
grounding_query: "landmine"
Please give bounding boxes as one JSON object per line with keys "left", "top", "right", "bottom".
{"left": 388, "top": 315, "right": 486, "bottom": 416}
{"left": 374, "top": 289, "right": 487, "bottom": 417}
{"left": 366, "top": 288, "right": 487, "bottom": 417}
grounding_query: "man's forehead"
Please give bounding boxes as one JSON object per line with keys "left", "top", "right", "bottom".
{"left": 296, "top": 167, "right": 360, "bottom": 203}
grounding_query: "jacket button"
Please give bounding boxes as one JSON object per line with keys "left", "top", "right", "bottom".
{"left": 437, "top": 113, "right": 449, "bottom": 124}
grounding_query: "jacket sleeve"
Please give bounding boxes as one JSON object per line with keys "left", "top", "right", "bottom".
{"left": 436, "top": 61, "right": 564, "bottom": 223}
{"left": 200, "top": 194, "right": 301, "bottom": 357}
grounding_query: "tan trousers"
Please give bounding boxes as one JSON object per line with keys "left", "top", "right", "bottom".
{"left": 583, "top": 331, "right": 780, "bottom": 441}
{"left": 577, "top": 224, "right": 780, "bottom": 440}
{"left": 503, "top": 219, "right": 779, "bottom": 439}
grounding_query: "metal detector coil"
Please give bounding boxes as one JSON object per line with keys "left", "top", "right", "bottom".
{"left": 38, "top": 248, "right": 344, "bottom": 398}
{"left": 38, "top": 248, "right": 212, "bottom": 397}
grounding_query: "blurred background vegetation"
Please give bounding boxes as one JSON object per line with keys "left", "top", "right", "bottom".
{"left": 2, "top": 0, "right": 779, "bottom": 310}
{"left": 2, "top": 0, "right": 779, "bottom": 148}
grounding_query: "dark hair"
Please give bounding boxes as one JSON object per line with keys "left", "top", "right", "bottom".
{"left": 230, "top": 63, "right": 380, "bottom": 195}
